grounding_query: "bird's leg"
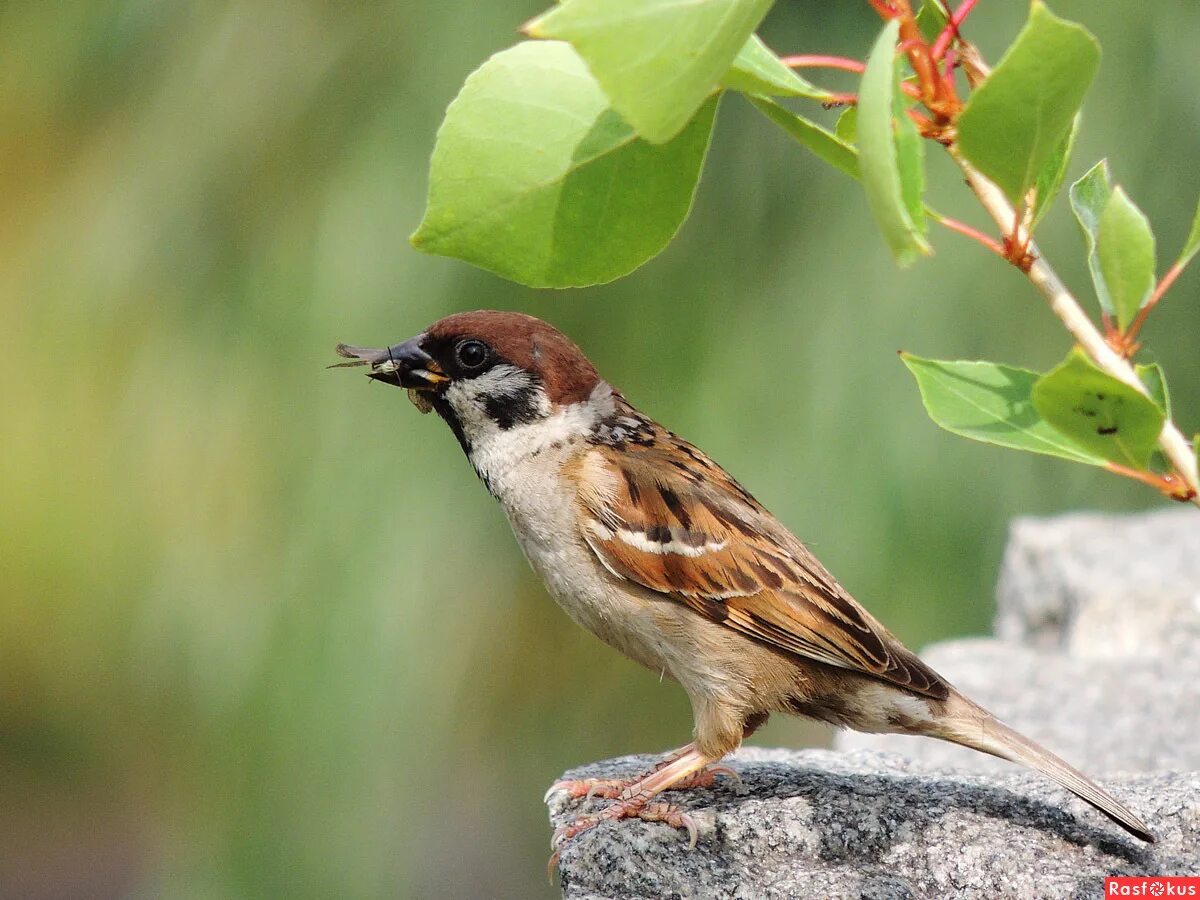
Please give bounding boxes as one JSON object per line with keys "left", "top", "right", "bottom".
{"left": 549, "top": 745, "right": 720, "bottom": 872}
{"left": 545, "top": 741, "right": 739, "bottom": 802}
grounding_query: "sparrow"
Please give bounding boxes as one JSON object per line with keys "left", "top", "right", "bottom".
{"left": 334, "top": 310, "right": 1154, "bottom": 865}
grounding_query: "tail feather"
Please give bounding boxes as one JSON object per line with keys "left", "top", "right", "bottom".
{"left": 937, "top": 695, "right": 1155, "bottom": 843}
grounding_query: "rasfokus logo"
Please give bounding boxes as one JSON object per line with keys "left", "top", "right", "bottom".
{"left": 1106, "top": 878, "right": 1200, "bottom": 896}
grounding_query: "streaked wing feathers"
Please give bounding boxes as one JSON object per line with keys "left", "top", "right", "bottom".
{"left": 575, "top": 437, "right": 947, "bottom": 700}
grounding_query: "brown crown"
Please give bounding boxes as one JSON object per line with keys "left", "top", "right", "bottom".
{"left": 426, "top": 311, "right": 602, "bottom": 405}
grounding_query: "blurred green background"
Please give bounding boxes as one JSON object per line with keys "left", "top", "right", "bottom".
{"left": 2, "top": 1, "right": 1197, "bottom": 897}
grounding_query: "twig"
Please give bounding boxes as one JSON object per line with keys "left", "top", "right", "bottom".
{"left": 1124, "top": 260, "right": 1187, "bottom": 345}
{"left": 931, "top": 0, "right": 979, "bottom": 60}
{"left": 1105, "top": 463, "right": 1197, "bottom": 501}
{"left": 781, "top": 54, "right": 865, "bottom": 74}
{"left": 926, "top": 209, "right": 1007, "bottom": 258}
{"left": 782, "top": 55, "right": 923, "bottom": 100}
{"left": 950, "top": 148, "right": 1200, "bottom": 505}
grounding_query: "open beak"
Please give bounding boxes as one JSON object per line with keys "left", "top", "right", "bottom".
{"left": 331, "top": 335, "right": 449, "bottom": 390}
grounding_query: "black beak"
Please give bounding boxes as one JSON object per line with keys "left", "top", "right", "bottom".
{"left": 330, "top": 335, "right": 449, "bottom": 389}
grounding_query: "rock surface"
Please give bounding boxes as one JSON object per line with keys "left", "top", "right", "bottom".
{"left": 549, "top": 748, "right": 1198, "bottom": 900}
{"left": 549, "top": 509, "right": 1200, "bottom": 899}
{"left": 993, "top": 508, "right": 1200, "bottom": 656}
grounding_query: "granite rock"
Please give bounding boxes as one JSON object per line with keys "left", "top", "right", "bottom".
{"left": 993, "top": 508, "right": 1200, "bottom": 656}
{"left": 549, "top": 748, "right": 1199, "bottom": 900}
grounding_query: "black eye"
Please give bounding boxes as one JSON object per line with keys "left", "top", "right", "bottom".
{"left": 454, "top": 339, "right": 489, "bottom": 370}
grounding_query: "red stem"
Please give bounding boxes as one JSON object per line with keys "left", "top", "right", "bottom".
{"left": 1125, "top": 260, "right": 1186, "bottom": 342}
{"left": 932, "top": 0, "right": 979, "bottom": 60}
{"left": 1106, "top": 462, "right": 1198, "bottom": 501}
{"left": 781, "top": 54, "right": 865, "bottom": 73}
{"left": 931, "top": 214, "right": 1007, "bottom": 258}
{"left": 782, "top": 55, "right": 924, "bottom": 100}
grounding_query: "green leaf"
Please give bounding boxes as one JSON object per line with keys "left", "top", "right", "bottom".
{"left": 956, "top": 1, "right": 1100, "bottom": 204}
{"left": 1031, "top": 348, "right": 1165, "bottom": 470}
{"left": 1135, "top": 362, "right": 1171, "bottom": 417}
{"left": 915, "top": 0, "right": 949, "bottom": 43}
{"left": 748, "top": 96, "right": 859, "bottom": 180}
{"left": 1069, "top": 160, "right": 1114, "bottom": 315}
{"left": 895, "top": 94, "right": 926, "bottom": 236}
{"left": 835, "top": 107, "right": 858, "bottom": 145}
{"left": 526, "top": 0, "right": 773, "bottom": 143}
{"left": 723, "top": 35, "right": 830, "bottom": 99}
{"left": 1096, "top": 186, "right": 1156, "bottom": 330}
{"left": 1030, "top": 113, "right": 1079, "bottom": 229}
{"left": 858, "top": 20, "right": 931, "bottom": 267}
{"left": 900, "top": 354, "right": 1105, "bottom": 465}
{"left": 411, "top": 42, "right": 717, "bottom": 288}
{"left": 1175, "top": 194, "right": 1200, "bottom": 270}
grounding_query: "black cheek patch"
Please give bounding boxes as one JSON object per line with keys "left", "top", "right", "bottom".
{"left": 484, "top": 381, "right": 542, "bottom": 430}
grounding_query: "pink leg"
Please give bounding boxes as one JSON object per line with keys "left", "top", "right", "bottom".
{"left": 545, "top": 742, "right": 739, "bottom": 802}
{"left": 548, "top": 745, "right": 724, "bottom": 875}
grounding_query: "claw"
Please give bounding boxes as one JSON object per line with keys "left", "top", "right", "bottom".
{"left": 637, "top": 802, "right": 699, "bottom": 849}
{"left": 550, "top": 822, "right": 567, "bottom": 850}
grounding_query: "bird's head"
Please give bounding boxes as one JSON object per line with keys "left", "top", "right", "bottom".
{"left": 334, "top": 310, "right": 607, "bottom": 454}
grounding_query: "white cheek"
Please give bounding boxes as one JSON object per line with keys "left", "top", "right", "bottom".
{"left": 444, "top": 366, "right": 546, "bottom": 435}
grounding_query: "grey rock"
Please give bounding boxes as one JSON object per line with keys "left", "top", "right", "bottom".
{"left": 549, "top": 748, "right": 1199, "bottom": 900}
{"left": 835, "top": 637, "right": 1200, "bottom": 773}
{"left": 994, "top": 508, "right": 1200, "bottom": 655}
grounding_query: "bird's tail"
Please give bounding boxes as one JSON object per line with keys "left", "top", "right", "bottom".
{"left": 934, "top": 692, "right": 1155, "bottom": 843}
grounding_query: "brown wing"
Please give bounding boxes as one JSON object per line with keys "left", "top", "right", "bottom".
{"left": 572, "top": 436, "right": 947, "bottom": 700}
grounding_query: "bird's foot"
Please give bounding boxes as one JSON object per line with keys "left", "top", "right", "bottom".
{"left": 545, "top": 762, "right": 739, "bottom": 802}
{"left": 547, "top": 799, "right": 698, "bottom": 879}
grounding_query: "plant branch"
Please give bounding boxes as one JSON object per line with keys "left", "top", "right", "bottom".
{"left": 783, "top": 55, "right": 924, "bottom": 101}
{"left": 782, "top": 54, "right": 865, "bottom": 74}
{"left": 931, "top": 0, "right": 979, "bottom": 60}
{"left": 950, "top": 148, "right": 1200, "bottom": 505}
{"left": 926, "top": 209, "right": 1007, "bottom": 258}
{"left": 1124, "top": 260, "right": 1187, "bottom": 344}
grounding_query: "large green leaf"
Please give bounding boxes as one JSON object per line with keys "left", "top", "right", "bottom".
{"left": 411, "top": 42, "right": 717, "bottom": 288}
{"left": 1069, "top": 160, "right": 1114, "bottom": 316}
{"left": 901, "top": 354, "right": 1105, "bottom": 465}
{"left": 526, "top": 0, "right": 773, "bottom": 143}
{"left": 858, "top": 20, "right": 930, "bottom": 267}
{"left": 723, "top": 35, "right": 830, "bottom": 99}
{"left": 1030, "top": 114, "right": 1079, "bottom": 229}
{"left": 748, "top": 96, "right": 859, "bottom": 180}
{"left": 956, "top": 2, "right": 1099, "bottom": 205}
{"left": 1096, "top": 186, "right": 1156, "bottom": 330}
{"left": 1031, "top": 348, "right": 1165, "bottom": 470}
